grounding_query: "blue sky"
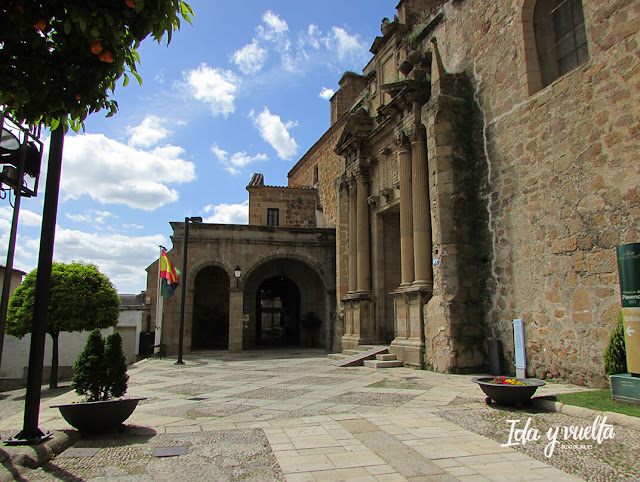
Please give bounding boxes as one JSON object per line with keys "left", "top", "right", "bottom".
{"left": 1, "top": 1, "right": 393, "bottom": 294}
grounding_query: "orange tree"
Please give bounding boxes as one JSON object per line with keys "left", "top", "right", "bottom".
{"left": 0, "top": 0, "right": 193, "bottom": 130}
{"left": 0, "top": 0, "right": 193, "bottom": 442}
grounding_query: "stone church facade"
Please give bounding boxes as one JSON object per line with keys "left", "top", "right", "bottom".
{"left": 148, "top": 0, "right": 639, "bottom": 387}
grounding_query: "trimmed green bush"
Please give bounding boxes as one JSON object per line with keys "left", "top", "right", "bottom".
{"left": 604, "top": 311, "right": 627, "bottom": 376}
{"left": 104, "top": 332, "right": 129, "bottom": 399}
{"left": 72, "top": 329, "right": 129, "bottom": 402}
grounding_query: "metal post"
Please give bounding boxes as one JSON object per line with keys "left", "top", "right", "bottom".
{"left": 176, "top": 217, "right": 189, "bottom": 365}
{"left": 9, "top": 125, "right": 64, "bottom": 444}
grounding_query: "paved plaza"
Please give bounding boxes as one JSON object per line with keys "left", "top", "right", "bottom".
{"left": 1, "top": 350, "right": 639, "bottom": 481}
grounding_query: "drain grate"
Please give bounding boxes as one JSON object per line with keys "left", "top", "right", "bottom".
{"left": 154, "top": 446, "right": 189, "bottom": 457}
{"left": 58, "top": 447, "right": 101, "bottom": 458}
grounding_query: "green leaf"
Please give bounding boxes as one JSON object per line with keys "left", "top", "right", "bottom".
{"left": 122, "top": 73, "right": 129, "bottom": 87}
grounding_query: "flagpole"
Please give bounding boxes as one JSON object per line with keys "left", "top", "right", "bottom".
{"left": 154, "top": 245, "right": 164, "bottom": 354}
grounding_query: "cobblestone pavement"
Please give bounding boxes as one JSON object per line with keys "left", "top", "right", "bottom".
{"left": 1, "top": 349, "right": 638, "bottom": 481}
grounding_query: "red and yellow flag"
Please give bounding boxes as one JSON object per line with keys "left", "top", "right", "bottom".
{"left": 159, "top": 249, "right": 180, "bottom": 298}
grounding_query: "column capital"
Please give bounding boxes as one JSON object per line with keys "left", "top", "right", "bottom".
{"left": 409, "top": 123, "right": 426, "bottom": 144}
{"left": 355, "top": 168, "right": 370, "bottom": 184}
{"left": 395, "top": 131, "right": 411, "bottom": 150}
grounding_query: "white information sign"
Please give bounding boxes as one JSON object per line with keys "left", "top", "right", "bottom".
{"left": 513, "top": 318, "right": 526, "bottom": 378}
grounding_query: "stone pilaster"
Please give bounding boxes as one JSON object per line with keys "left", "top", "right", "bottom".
{"left": 397, "top": 133, "right": 414, "bottom": 288}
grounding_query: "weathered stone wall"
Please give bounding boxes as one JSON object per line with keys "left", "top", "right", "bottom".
{"left": 419, "top": 0, "right": 640, "bottom": 386}
{"left": 287, "top": 117, "right": 348, "bottom": 228}
{"left": 247, "top": 183, "right": 317, "bottom": 228}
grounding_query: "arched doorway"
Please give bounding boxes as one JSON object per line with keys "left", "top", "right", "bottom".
{"left": 192, "top": 266, "right": 229, "bottom": 350}
{"left": 256, "top": 276, "right": 300, "bottom": 346}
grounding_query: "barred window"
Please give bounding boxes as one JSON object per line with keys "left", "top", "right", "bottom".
{"left": 267, "top": 208, "right": 279, "bottom": 226}
{"left": 535, "top": 0, "right": 589, "bottom": 87}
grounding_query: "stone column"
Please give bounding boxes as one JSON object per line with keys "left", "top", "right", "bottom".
{"left": 398, "top": 133, "right": 414, "bottom": 288}
{"left": 356, "top": 170, "right": 371, "bottom": 292}
{"left": 228, "top": 287, "right": 243, "bottom": 353}
{"left": 411, "top": 124, "right": 433, "bottom": 288}
{"left": 348, "top": 177, "right": 357, "bottom": 294}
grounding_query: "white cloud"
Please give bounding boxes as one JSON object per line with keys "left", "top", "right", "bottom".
{"left": 203, "top": 201, "right": 248, "bottom": 224}
{"left": 65, "top": 210, "right": 113, "bottom": 225}
{"left": 324, "top": 27, "right": 366, "bottom": 64}
{"left": 319, "top": 87, "right": 335, "bottom": 100}
{"left": 0, "top": 206, "right": 41, "bottom": 228}
{"left": 251, "top": 108, "right": 299, "bottom": 160}
{"left": 211, "top": 144, "right": 268, "bottom": 175}
{"left": 184, "top": 63, "right": 239, "bottom": 117}
{"left": 261, "top": 11, "right": 289, "bottom": 40}
{"left": 128, "top": 116, "right": 171, "bottom": 148}
{"left": 61, "top": 133, "right": 195, "bottom": 211}
{"left": 232, "top": 39, "right": 267, "bottom": 75}
{"left": 43, "top": 228, "right": 167, "bottom": 294}
{"left": 306, "top": 25, "right": 321, "bottom": 49}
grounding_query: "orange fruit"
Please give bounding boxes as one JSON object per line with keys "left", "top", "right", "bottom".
{"left": 75, "top": 93, "right": 81, "bottom": 101}
{"left": 98, "top": 50, "right": 114, "bottom": 63}
{"left": 91, "top": 40, "right": 103, "bottom": 54}
{"left": 33, "top": 19, "right": 46, "bottom": 30}
{"left": 125, "top": 0, "right": 136, "bottom": 7}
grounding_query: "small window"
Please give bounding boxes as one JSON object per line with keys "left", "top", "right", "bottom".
{"left": 267, "top": 208, "right": 279, "bottom": 226}
{"left": 313, "top": 164, "right": 319, "bottom": 184}
{"left": 535, "top": 0, "right": 589, "bottom": 87}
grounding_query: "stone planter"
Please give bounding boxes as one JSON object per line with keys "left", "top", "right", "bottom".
{"left": 472, "top": 377, "right": 545, "bottom": 406}
{"left": 51, "top": 397, "right": 145, "bottom": 432}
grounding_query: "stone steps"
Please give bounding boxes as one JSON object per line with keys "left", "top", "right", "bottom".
{"left": 363, "top": 352, "right": 404, "bottom": 369}
{"left": 328, "top": 346, "right": 389, "bottom": 367}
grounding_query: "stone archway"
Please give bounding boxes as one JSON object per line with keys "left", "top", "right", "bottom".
{"left": 255, "top": 276, "right": 300, "bottom": 346}
{"left": 192, "top": 266, "right": 230, "bottom": 350}
{"left": 243, "top": 257, "right": 329, "bottom": 349}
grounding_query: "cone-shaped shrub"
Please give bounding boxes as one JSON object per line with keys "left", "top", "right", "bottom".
{"left": 105, "top": 331, "right": 129, "bottom": 399}
{"left": 604, "top": 311, "right": 627, "bottom": 376}
{"left": 72, "top": 329, "right": 107, "bottom": 401}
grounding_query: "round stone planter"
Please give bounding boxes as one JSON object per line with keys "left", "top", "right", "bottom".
{"left": 52, "top": 397, "right": 146, "bottom": 432}
{"left": 471, "top": 377, "right": 545, "bottom": 406}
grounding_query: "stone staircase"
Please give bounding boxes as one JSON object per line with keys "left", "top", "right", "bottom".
{"left": 328, "top": 345, "right": 403, "bottom": 369}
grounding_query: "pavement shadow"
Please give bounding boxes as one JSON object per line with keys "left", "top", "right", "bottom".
{"left": 0, "top": 447, "right": 30, "bottom": 481}
{"left": 12, "top": 385, "right": 74, "bottom": 402}
{"left": 71, "top": 424, "right": 158, "bottom": 448}
{"left": 35, "top": 463, "right": 83, "bottom": 482}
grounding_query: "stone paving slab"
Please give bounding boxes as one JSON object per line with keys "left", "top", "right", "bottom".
{"left": 1, "top": 350, "right": 637, "bottom": 481}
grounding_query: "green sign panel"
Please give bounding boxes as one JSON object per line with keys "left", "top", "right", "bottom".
{"left": 616, "top": 243, "right": 640, "bottom": 376}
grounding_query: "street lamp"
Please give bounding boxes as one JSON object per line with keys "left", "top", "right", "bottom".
{"left": 176, "top": 216, "right": 202, "bottom": 365}
{"left": 234, "top": 265, "right": 242, "bottom": 288}
{"left": 0, "top": 114, "right": 42, "bottom": 385}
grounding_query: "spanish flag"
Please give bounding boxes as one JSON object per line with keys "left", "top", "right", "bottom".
{"left": 159, "top": 249, "right": 180, "bottom": 298}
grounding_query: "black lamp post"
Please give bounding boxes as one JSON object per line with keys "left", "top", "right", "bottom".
{"left": 176, "top": 216, "right": 202, "bottom": 365}
{"left": 0, "top": 117, "right": 42, "bottom": 375}
{"left": 234, "top": 265, "right": 242, "bottom": 288}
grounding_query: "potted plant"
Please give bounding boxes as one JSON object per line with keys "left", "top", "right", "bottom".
{"left": 472, "top": 376, "right": 546, "bottom": 406}
{"left": 52, "top": 329, "right": 145, "bottom": 432}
